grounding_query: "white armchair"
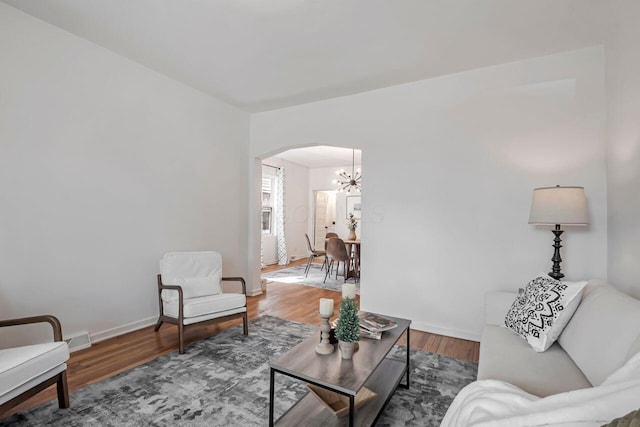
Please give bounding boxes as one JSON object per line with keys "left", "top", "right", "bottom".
{"left": 0, "top": 315, "right": 70, "bottom": 418}
{"left": 154, "top": 251, "right": 248, "bottom": 354}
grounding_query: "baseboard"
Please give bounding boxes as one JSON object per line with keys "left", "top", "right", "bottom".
{"left": 246, "top": 288, "right": 263, "bottom": 297}
{"left": 90, "top": 316, "right": 158, "bottom": 344}
{"left": 411, "top": 321, "right": 480, "bottom": 342}
{"left": 242, "top": 277, "right": 265, "bottom": 297}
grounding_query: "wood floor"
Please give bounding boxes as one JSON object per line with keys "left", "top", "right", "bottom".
{"left": 3, "top": 259, "right": 479, "bottom": 419}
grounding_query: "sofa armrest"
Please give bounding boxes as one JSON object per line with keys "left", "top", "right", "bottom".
{"left": 485, "top": 291, "right": 517, "bottom": 326}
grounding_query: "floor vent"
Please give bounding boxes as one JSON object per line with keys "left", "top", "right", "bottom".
{"left": 64, "top": 331, "right": 92, "bottom": 352}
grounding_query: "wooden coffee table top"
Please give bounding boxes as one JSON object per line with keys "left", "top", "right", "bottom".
{"left": 270, "top": 314, "right": 411, "bottom": 396}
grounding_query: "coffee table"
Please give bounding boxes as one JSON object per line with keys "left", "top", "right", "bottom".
{"left": 269, "top": 314, "right": 411, "bottom": 426}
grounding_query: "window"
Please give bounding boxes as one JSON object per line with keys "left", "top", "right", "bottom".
{"left": 261, "top": 207, "right": 272, "bottom": 235}
{"left": 261, "top": 176, "right": 274, "bottom": 235}
{"left": 262, "top": 177, "right": 273, "bottom": 206}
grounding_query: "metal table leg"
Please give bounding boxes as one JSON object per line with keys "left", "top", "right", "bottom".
{"left": 406, "top": 328, "right": 411, "bottom": 389}
{"left": 349, "top": 394, "right": 355, "bottom": 427}
{"left": 399, "top": 328, "right": 411, "bottom": 389}
{"left": 269, "top": 368, "right": 275, "bottom": 426}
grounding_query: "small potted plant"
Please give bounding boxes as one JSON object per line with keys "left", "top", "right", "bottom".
{"left": 346, "top": 213, "right": 358, "bottom": 241}
{"left": 336, "top": 297, "right": 360, "bottom": 359}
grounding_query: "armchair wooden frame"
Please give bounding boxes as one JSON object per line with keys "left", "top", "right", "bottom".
{"left": 154, "top": 275, "right": 249, "bottom": 354}
{"left": 0, "top": 315, "right": 70, "bottom": 417}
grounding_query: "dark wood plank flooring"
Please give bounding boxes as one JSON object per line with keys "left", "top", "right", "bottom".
{"left": 2, "top": 258, "right": 479, "bottom": 419}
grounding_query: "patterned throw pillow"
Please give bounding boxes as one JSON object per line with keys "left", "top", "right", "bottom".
{"left": 505, "top": 274, "right": 587, "bottom": 352}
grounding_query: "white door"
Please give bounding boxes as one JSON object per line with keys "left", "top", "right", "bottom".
{"left": 314, "top": 191, "right": 329, "bottom": 250}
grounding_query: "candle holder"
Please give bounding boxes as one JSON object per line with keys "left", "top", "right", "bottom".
{"left": 315, "top": 311, "right": 335, "bottom": 355}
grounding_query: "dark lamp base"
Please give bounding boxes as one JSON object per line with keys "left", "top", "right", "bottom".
{"left": 549, "top": 224, "right": 565, "bottom": 281}
{"left": 548, "top": 271, "right": 565, "bottom": 280}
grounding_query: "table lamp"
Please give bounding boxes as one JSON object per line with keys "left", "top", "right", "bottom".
{"left": 528, "top": 185, "right": 589, "bottom": 280}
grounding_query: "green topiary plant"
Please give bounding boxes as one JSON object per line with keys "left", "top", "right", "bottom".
{"left": 336, "top": 297, "right": 360, "bottom": 343}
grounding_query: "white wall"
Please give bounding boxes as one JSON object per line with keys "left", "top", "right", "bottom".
{"left": 0, "top": 4, "right": 249, "bottom": 346}
{"left": 251, "top": 47, "right": 608, "bottom": 340}
{"left": 605, "top": 1, "right": 640, "bottom": 298}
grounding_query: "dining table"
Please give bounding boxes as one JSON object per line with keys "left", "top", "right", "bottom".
{"left": 343, "top": 239, "right": 361, "bottom": 281}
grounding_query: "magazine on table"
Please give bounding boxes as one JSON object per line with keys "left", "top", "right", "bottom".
{"left": 331, "top": 318, "right": 383, "bottom": 339}
{"left": 358, "top": 311, "right": 397, "bottom": 332}
{"left": 359, "top": 328, "right": 382, "bottom": 340}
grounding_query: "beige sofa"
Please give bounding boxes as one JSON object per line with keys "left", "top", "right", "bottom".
{"left": 479, "top": 279, "right": 640, "bottom": 397}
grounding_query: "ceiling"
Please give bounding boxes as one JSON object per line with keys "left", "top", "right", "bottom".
{"left": 2, "top": 0, "right": 609, "bottom": 112}
{"left": 270, "top": 146, "right": 362, "bottom": 169}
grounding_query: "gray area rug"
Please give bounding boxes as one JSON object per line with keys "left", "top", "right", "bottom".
{"left": 2, "top": 316, "right": 476, "bottom": 426}
{"left": 262, "top": 264, "right": 360, "bottom": 293}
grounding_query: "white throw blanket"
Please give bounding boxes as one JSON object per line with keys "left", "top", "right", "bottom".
{"left": 441, "top": 352, "right": 640, "bottom": 427}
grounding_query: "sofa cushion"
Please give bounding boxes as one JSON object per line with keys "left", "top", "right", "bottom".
{"left": 161, "top": 275, "right": 222, "bottom": 302}
{"left": 160, "top": 251, "right": 222, "bottom": 278}
{"left": 628, "top": 335, "right": 640, "bottom": 361}
{"left": 478, "top": 325, "right": 591, "bottom": 397}
{"left": 484, "top": 291, "right": 518, "bottom": 326}
{"left": 558, "top": 281, "right": 640, "bottom": 386}
{"left": 504, "top": 274, "right": 586, "bottom": 352}
{"left": 163, "top": 293, "right": 246, "bottom": 319}
{"left": 0, "top": 342, "right": 69, "bottom": 399}
{"left": 160, "top": 251, "right": 223, "bottom": 302}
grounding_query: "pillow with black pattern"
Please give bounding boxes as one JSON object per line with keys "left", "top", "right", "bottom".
{"left": 505, "top": 273, "right": 587, "bottom": 352}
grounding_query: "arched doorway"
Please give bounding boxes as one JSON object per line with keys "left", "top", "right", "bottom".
{"left": 249, "top": 145, "right": 363, "bottom": 297}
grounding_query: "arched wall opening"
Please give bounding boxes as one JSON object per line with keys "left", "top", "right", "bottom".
{"left": 247, "top": 48, "right": 609, "bottom": 342}
{"left": 247, "top": 143, "right": 363, "bottom": 297}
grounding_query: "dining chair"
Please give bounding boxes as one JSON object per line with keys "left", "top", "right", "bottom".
{"left": 304, "top": 234, "right": 326, "bottom": 277}
{"left": 324, "top": 232, "right": 340, "bottom": 274}
{"left": 324, "top": 237, "right": 351, "bottom": 283}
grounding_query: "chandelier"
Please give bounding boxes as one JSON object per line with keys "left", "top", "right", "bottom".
{"left": 334, "top": 149, "right": 361, "bottom": 193}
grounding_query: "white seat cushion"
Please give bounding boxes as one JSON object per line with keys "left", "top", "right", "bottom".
{"left": 0, "top": 342, "right": 69, "bottom": 400}
{"left": 163, "top": 293, "right": 246, "bottom": 319}
{"left": 478, "top": 325, "right": 591, "bottom": 397}
{"left": 181, "top": 308, "right": 247, "bottom": 326}
{"left": 558, "top": 281, "right": 640, "bottom": 386}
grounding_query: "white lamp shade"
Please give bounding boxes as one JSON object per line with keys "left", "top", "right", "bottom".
{"left": 529, "top": 186, "right": 589, "bottom": 225}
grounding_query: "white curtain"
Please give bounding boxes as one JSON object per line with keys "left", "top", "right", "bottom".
{"left": 276, "top": 167, "right": 289, "bottom": 265}
{"left": 260, "top": 237, "right": 265, "bottom": 269}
